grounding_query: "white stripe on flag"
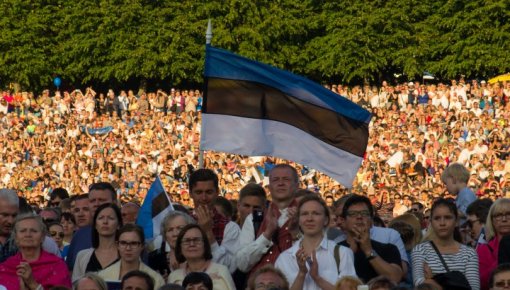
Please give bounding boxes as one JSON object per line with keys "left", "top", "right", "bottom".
{"left": 201, "top": 114, "right": 363, "bottom": 187}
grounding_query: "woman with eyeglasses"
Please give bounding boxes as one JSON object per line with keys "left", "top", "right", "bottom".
{"left": 73, "top": 203, "right": 122, "bottom": 281}
{"left": 477, "top": 198, "right": 510, "bottom": 290}
{"left": 98, "top": 224, "right": 165, "bottom": 289}
{"left": 168, "top": 224, "right": 235, "bottom": 290}
{"left": 411, "top": 198, "right": 479, "bottom": 289}
{"left": 275, "top": 195, "right": 356, "bottom": 290}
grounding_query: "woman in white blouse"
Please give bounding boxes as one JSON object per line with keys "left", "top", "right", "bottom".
{"left": 275, "top": 194, "right": 356, "bottom": 290}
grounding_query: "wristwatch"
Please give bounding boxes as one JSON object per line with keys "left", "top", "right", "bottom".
{"left": 366, "top": 250, "right": 378, "bottom": 261}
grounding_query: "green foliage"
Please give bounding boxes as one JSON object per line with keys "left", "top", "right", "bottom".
{"left": 0, "top": 0, "right": 509, "bottom": 91}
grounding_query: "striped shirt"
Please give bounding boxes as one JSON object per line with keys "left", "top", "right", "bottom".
{"left": 411, "top": 241, "right": 480, "bottom": 290}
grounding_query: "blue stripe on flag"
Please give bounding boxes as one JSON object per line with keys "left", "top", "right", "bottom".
{"left": 136, "top": 176, "right": 172, "bottom": 240}
{"left": 205, "top": 45, "right": 372, "bottom": 124}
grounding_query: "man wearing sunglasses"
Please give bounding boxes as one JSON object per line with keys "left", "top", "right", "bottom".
{"left": 489, "top": 263, "right": 510, "bottom": 290}
{"left": 464, "top": 198, "right": 493, "bottom": 248}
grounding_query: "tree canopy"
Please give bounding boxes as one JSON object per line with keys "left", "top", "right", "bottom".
{"left": 1, "top": 0, "right": 509, "bottom": 91}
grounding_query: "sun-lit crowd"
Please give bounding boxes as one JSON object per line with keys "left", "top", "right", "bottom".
{"left": 0, "top": 78, "right": 510, "bottom": 290}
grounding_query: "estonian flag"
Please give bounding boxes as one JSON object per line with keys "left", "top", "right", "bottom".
{"left": 201, "top": 46, "right": 371, "bottom": 187}
{"left": 136, "top": 176, "right": 173, "bottom": 240}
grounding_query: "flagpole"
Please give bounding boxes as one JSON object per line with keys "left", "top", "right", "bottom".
{"left": 199, "top": 19, "right": 212, "bottom": 169}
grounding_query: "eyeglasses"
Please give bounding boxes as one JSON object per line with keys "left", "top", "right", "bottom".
{"left": 182, "top": 237, "right": 204, "bottom": 246}
{"left": 494, "top": 280, "right": 510, "bottom": 288}
{"left": 50, "top": 231, "right": 64, "bottom": 238}
{"left": 118, "top": 240, "right": 142, "bottom": 248}
{"left": 493, "top": 212, "right": 510, "bottom": 221}
{"left": 345, "top": 210, "right": 371, "bottom": 218}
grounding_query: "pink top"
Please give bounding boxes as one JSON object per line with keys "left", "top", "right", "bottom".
{"left": 477, "top": 237, "right": 500, "bottom": 290}
{"left": 0, "top": 250, "right": 72, "bottom": 290}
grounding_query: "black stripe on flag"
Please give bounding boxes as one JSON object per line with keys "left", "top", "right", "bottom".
{"left": 151, "top": 191, "right": 169, "bottom": 219}
{"left": 204, "top": 78, "right": 369, "bottom": 157}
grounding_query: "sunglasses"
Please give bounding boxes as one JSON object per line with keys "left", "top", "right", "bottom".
{"left": 50, "top": 231, "right": 64, "bottom": 238}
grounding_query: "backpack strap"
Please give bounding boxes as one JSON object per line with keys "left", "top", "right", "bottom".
{"left": 429, "top": 241, "right": 450, "bottom": 272}
{"left": 334, "top": 243, "right": 341, "bottom": 274}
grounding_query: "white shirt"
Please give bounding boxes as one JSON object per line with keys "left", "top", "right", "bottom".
{"left": 275, "top": 237, "right": 357, "bottom": 290}
{"left": 210, "top": 221, "right": 240, "bottom": 273}
{"left": 235, "top": 208, "right": 291, "bottom": 272}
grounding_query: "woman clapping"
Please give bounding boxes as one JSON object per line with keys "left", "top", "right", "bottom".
{"left": 276, "top": 195, "right": 356, "bottom": 290}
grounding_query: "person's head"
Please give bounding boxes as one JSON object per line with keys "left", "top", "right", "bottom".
{"left": 268, "top": 164, "right": 299, "bottom": 202}
{"left": 161, "top": 211, "right": 195, "bottom": 249}
{"left": 429, "top": 198, "right": 458, "bottom": 240}
{"left": 247, "top": 265, "right": 290, "bottom": 290}
{"left": 237, "top": 183, "right": 266, "bottom": 225}
{"left": 342, "top": 195, "right": 374, "bottom": 234}
{"left": 14, "top": 213, "right": 46, "bottom": 250}
{"left": 47, "top": 221, "right": 65, "bottom": 248}
{"left": 212, "top": 196, "right": 234, "bottom": 220}
{"left": 388, "top": 213, "right": 422, "bottom": 248}
{"left": 485, "top": 198, "right": 510, "bottom": 241}
{"left": 334, "top": 275, "right": 362, "bottom": 290}
{"left": 188, "top": 169, "right": 219, "bottom": 209}
{"left": 121, "top": 202, "right": 140, "bottom": 224}
{"left": 48, "top": 187, "right": 69, "bottom": 207}
{"left": 89, "top": 182, "right": 117, "bottom": 214}
{"left": 332, "top": 194, "right": 354, "bottom": 230}
{"left": 71, "top": 194, "right": 91, "bottom": 228}
{"left": 73, "top": 273, "right": 108, "bottom": 290}
{"left": 116, "top": 224, "right": 145, "bottom": 264}
{"left": 490, "top": 263, "right": 510, "bottom": 290}
{"left": 297, "top": 194, "right": 330, "bottom": 236}
{"left": 441, "top": 163, "right": 470, "bottom": 195}
{"left": 410, "top": 202, "right": 424, "bottom": 214}
{"left": 182, "top": 272, "right": 213, "bottom": 290}
{"left": 61, "top": 212, "right": 76, "bottom": 236}
{"left": 174, "top": 224, "right": 212, "bottom": 264}
{"left": 0, "top": 188, "right": 19, "bottom": 237}
{"left": 121, "top": 270, "right": 154, "bottom": 290}
{"left": 93, "top": 203, "right": 122, "bottom": 248}
{"left": 39, "top": 207, "right": 60, "bottom": 225}
{"left": 465, "top": 198, "right": 493, "bottom": 240}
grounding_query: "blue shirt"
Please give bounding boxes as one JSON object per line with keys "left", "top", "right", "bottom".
{"left": 456, "top": 187, "right": 477, "bottom": 216}
{"left": 65, "top": 225, "right": 92, "bottom": 270}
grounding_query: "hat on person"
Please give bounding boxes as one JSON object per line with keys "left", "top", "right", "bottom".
{"left": 481, "top": 80, "right": 486, "bottom": 84}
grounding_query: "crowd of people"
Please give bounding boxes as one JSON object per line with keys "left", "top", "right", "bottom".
{"left": 0, "top": 164, "right": 509, "bottom": 290}
{"left": 0, "top": 80, "right": 509, "bottom": 212}
{"left": 0, "top": 78, "right": 509, "bottom": 290}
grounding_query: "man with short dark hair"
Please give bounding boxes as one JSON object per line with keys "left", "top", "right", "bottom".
{"left": 66, "top": 182, "right": 117, "bottom": 270}
{"left": 236, "top": 183, "right": 266, "bottom": 227}
{"left": 410, "top": 202, "right": 424, "bottom": 214}
{"left": 465, "top": 198, "right": 493, "bottom": 247}
{"left": 188, "top": 169, "right": 240, "bottom": 273}
{"left": 339, "top": 195, "right": 403, "bottom": 283}
{"left": 70, "top": 194, "right": 91, "bottom": 228}
{"left": 121, "top": 270, "right": 154, "bottom": 290}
